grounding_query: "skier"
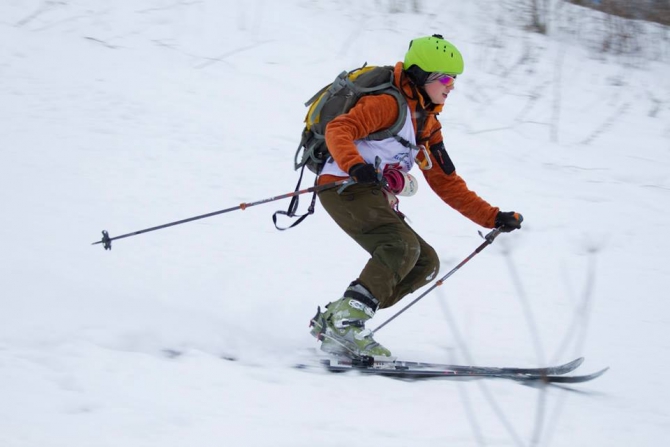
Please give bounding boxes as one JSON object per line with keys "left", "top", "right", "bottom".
{"left": 309, "top": 35, "right": 523, "bottom": 358}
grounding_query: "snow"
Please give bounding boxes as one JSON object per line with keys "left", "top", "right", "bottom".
{"left": 1, "top": 0, "right": 669, "bottom": 445}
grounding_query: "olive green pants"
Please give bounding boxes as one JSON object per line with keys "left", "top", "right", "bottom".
{"left": 318, "top": 183, "right": 439, "bottom": 309}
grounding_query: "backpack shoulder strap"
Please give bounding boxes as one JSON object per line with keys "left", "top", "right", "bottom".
{"left": 361, "top": 68, "right": 408, "bottom": 142}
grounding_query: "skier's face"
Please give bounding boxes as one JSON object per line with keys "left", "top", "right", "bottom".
{"left": 424, "top": 74, "right": 455, "bottom": 105}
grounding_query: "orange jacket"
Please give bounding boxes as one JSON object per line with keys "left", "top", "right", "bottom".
{"left": 319, "top": 62, "right": 499, "bottom": 228}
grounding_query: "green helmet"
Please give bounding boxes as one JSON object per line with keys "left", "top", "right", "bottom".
{"left": 403, "top": 34, "right": 464, "bottom": 75}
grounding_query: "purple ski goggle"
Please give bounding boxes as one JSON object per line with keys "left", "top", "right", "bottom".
{"left": 435, "top": 74, "right": 457, "bottom": 86}
{"left": 427, "top": 72, "right": 457, "bottom": 86}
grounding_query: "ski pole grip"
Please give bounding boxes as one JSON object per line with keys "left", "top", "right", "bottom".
{"left": 483, "top": 228, "right": 501, "bottom": 244}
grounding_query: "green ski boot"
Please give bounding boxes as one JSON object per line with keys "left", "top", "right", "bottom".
{"left": 309, "top": 281, "right": 392, "bottom": 358}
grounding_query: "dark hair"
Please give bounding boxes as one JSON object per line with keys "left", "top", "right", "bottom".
{"left": 404, "top": 65, "right": 431, "bottom": 87}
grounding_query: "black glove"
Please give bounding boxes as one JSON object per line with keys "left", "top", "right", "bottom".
{"left": 495, "top": 211, "right": 523, "bottom": 232}
{"left": 348, "top": 163, "right": 380, "bottom": 184}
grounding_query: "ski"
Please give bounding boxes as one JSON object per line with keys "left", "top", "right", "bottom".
{"left": 329, "top": 356, "right": 585, "bottom": 376}
{"left": 312, "top": 357, "right": 608, "bottom": 384}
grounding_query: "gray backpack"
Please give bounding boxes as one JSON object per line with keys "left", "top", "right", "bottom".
{"left": 294, "top": 64, "right": 408, "bottom": 174}
{"left": 276, "top": 64, "right": 409, "bottom": 230}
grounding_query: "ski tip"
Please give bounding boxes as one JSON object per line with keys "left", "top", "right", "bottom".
{"left": 571, "top": 357, "right": 586, "bottom": 368}
{"left": 574, "top": 366, "right": 610, "bottom": 382}
{"left": 546, "top": 366, "right": 610, "bottom": 384}
{"left": 595, "top": 366, "right": 610, "bottom": 376}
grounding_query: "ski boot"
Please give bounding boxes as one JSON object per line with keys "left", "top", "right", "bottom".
{"left": 309, "top": 281, "right": 392, "bottom": 358}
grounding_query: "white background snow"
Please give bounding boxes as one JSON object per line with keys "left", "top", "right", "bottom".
{"left": 2, "top": 0, "right": 669, "bottom": 446}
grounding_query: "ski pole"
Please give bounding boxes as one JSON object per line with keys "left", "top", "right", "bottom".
{"left": 92, "top": 179, "right": 351, "bottom": 250}
{"left": 372, "top": 228, "right": 503, "bottom": 334}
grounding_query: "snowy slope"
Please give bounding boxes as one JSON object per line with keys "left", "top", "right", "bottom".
{"left": 1, "top": 1, "right": 669, "bottom": 446}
